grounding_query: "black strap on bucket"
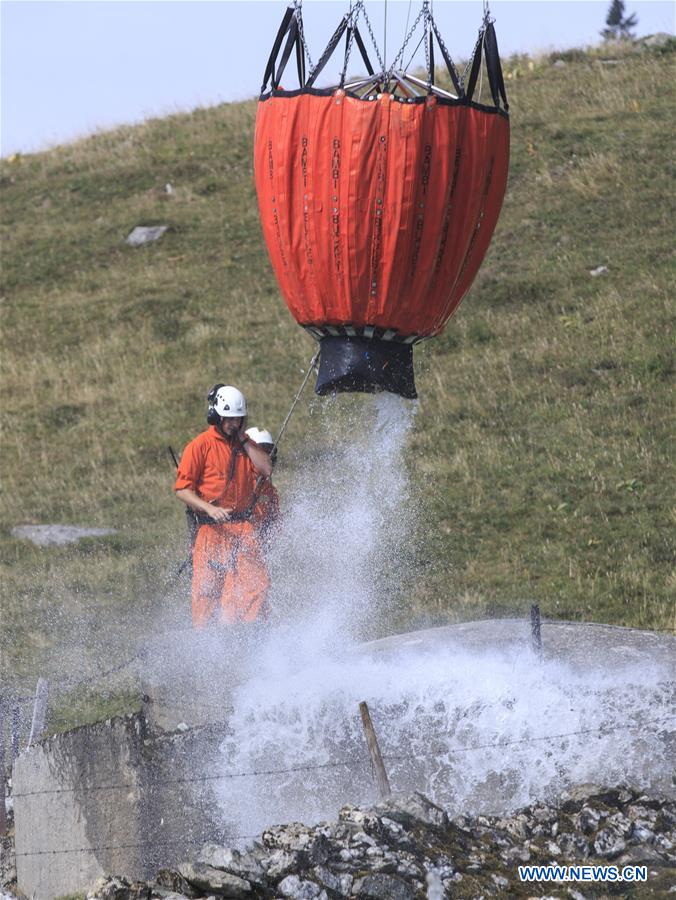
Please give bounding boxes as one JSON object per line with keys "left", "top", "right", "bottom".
{"left": 484, "top": 21, "right": 509, "bottom": 110}
{"left": 353, "top": 26, "right": 375, "bottom": 77}
{"left": 261, "top": 5, "right": 307, "bottom": 93}
{"left": 465, "top": 21, "right": 508, "bottom": 110}
{"left": 430, "top": 22, "right": 464, "bottom": 97}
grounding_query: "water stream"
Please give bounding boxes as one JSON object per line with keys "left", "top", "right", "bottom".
{"left": 205, "top": 394, "right": 674, "bottom": 840}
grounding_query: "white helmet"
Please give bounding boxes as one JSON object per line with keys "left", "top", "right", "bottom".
{"left": 212, "top": 385, "right": 247, "bottom": 418}
{"left": 245, "top": 427, "right": 274, "bottom": 446}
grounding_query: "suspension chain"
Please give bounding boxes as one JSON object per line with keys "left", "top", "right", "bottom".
{"left": 341, "top": 1, "right": 359, "bottom": 82}
{"left": 360, "top": 3, "right": 387, "bottom": 73}
{"left": 431, "top": 14, "right": 463, "bottom": 88}
{"left": 459, "top": 4, "right": 492, "bottom": 87}
{"left": 385, "top": 2, "right": 426, "bottom": 82}
{"left": 423, "top": 2, "right": 431, "bottom": 87}
{"left": 293, "top": 0, "right": 314, "bottom": 73}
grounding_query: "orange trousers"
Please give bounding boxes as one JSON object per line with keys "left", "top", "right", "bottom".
{"left": 191, "top": 521, "right": 270, "bottom": 629}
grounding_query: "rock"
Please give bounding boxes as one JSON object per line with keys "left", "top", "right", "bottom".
{"left": 374, "top": 792, "right": 449, "bottom": 830}
{"left": 630, "top": 823, "right": 656, "bottom": 843}
{"left": 577, "top": 806, "right": 601, "bottom": 833}
{"left": 87, "top": 876, "right": 151, "bottom": 900}
{"left": 263, "top": 823, "right": 329, "bottom": 863}
{"left": 593, "top": 826, "right": 626, "bottom": 859}
{"left": 351, "top": 873, "right": 414, "bottom": 900}
{"left": 197, "top": 845, "right": 265, "bottom": 883}
{"left": 277, "top": 875, "right": 325, "bottom": 899}
{"left": 40, "top": 789, "right": 674, "bottom": 900}
{"left": 352, "top": 830, "right": 378, "bottom": 849}
{"left": 87, "top": 876, "right": 133, "bottom": 900}
{"left": 311, "top": 867, "right": 352, "bottom": 896}
{"left": 261, "top": 849, "right": 302, "bottom": 879}
{"left": 552, "top": 59, "right": 567, "bottom": 67}
{"left": 502, "top": 845, "right": 531, "bottom": 864}
{"left": 151, "top": 870, "right": 199, "bottom": 898}
{"left": 338, "top": 806, "right": 383, "bottom": 833}
{"left": 532, "top": 806, "right": 556, "bottom": 823}
{"left": 654, "top": 833, "right": 675, "bottom": 858}
{"left": 126, "top": 225, "right": 169, "bottom": 246}
{"left": 12, "top": 524, "right": 116, "bottom": 546}
{"left": 496, "top": 814, "right": 530, "bottom": 841}
{"left": 152, "top": 894, "right": 192, "bottom": 900}
{"left": 617, "top": 845, "right": 665, "bottom": 865}
{"left": 557, "top": 832, "right": 590, "bottom": 858}
{"left": 178, "top": 862, "right": 251, "bottom": 898}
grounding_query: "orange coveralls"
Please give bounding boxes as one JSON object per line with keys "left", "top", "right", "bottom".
{"left": 174, "top": 426, "right": 270, "bottom": 628}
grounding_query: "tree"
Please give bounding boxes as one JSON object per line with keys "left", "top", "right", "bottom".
{"left": 601, "top": 0, "right": 638, "bottom": 41}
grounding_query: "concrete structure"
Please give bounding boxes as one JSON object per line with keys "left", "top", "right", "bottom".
{"left": 12, "top": 620, "right": 676, "bottom": 899}
{"left": 362, "top": 618, "right": 676, "bottom": 673}
{"left": 13, "top": 715, "right": 227, "bottom": 899}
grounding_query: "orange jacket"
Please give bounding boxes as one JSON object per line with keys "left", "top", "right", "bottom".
{"left": 174, "top": 426, "right": 257, "bottom": 513}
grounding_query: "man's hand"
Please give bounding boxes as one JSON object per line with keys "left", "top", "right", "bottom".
{"left": 206, "top": 505, "right": 233, "bottom": 523}
{"left": 239, "top": 434, "right": 273, "bottom": 477}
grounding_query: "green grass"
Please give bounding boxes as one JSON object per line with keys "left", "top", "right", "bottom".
{"left": 1, "top": 42, "right": 674, "bottom": 713}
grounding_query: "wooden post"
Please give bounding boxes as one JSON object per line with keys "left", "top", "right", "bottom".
{"left": 28, "top": 678, "right": 49, "bottom": 747}
{"left": 530, "top": 603, "right": 543, "bottom": 660}
{"left": 359, "top": 701, "right": 391, "bottom": 800}
{"left": 0, "top": 699, "right": 7, "bottom": 837}
{"left": 11, "top": 704, "right": 20, "bottom": 760}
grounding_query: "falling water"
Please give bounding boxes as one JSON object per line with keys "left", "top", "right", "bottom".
{"left": 208, "top": 394, "right": 674, "bottom": 841}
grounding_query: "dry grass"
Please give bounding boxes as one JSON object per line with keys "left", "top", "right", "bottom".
{"left": 1, "top": 41, "right": 674, "bottom": 706}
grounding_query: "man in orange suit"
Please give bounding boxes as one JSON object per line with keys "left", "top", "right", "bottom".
{"left": 175, "top": 385, "right": 273, "bottom": 629}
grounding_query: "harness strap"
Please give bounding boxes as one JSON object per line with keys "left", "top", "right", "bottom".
{"left": 465, "top": 30, "right": 484, "bottom": 101}
{"left": 261, "top": 6, "right": 294, "bottom": 93}
{"left": 274, "top": 15, "right": 301, "bottom": 89}
{"left": 484, "top": 21, "right": 509, "bottom": 110}
{"left": 431, "top": 22, "right": 464, "bottom": 97}
{"left": 465, "top": 21, "right": 508, "bottom": 110}
{"left": 353, "top": 26, "right": 375, "bottom": 76}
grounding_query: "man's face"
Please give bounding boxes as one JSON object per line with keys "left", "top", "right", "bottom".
{"left": 219, "top": 416, "right": 243, "bottom": 436}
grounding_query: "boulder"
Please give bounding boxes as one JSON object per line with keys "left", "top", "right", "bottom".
{"left": 177, "top": 863, "right": 251, "bottom": 898}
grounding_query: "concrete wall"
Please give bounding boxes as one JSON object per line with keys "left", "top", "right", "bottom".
{"left": 13, "top": 714, "right": 227, "bottom": 900}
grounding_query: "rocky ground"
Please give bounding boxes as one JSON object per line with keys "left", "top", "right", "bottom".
{"left": 83, "top": 786, "right": 674, "bottom": 899}
{"left": 2, "top": 783, "right": 674, "bottom": 898}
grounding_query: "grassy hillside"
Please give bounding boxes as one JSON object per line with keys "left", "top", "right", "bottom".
{"left": 1, "top": 40, "right": 674, "bottom": 707}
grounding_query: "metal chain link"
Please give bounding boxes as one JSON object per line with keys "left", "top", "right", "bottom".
{"left": 360, "top": 3, "right": 387, "bottom": 73}
{"left": 423, "top": 4, "right": 431, "bottom": 87}
{"left": 459, "top": 2, "right": 494, "bottom": 89}
{"left": 341, "top": 0, "right": 363, "bottom": 83}
{"left": 293, "top": 0, "right": 314, "bottom": 73}
{"left": 385, "top": 2, "right": 427, "bottom": 82}
{"left": 429, "top": 15, "right": 463, "bottom": 89}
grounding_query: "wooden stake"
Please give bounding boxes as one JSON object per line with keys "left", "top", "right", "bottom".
{"left": 11, "top": 704, "right": 20, "bottom": 760}
{"left": 530, "top": 603, "right": 543, "bottom": 660}
{"left": 28, "top": 678, "right": 49, "bottom": 747}
{"left": 0, "top": 699, "right": 7, "bottom": 836}
{"left": 359, "top": 701, "right": 391, "bottom": 800}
